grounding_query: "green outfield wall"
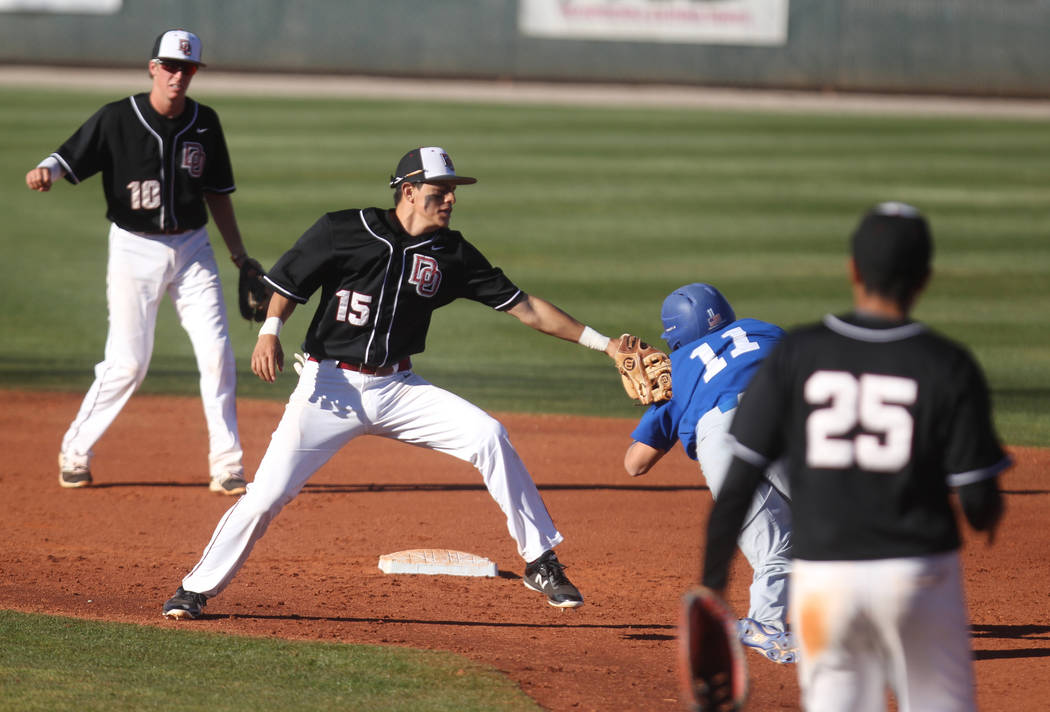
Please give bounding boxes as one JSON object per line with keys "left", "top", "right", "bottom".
{"left": 1, "top": 0, "right": 1047, "bottom": 96}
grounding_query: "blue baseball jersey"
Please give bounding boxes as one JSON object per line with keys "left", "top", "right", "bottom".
{"left": 631, "top": 318, "right": 785, "bottom": 460}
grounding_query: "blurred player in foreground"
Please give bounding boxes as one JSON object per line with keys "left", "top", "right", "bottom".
{"left": 163, "top": 146, "right": 624, "bottom": 618}
{"left": 703, "top": 202, "right": 1009, "bottom": 711}
{"left": 625, "top": 283, "right": 796, "bottom": 664}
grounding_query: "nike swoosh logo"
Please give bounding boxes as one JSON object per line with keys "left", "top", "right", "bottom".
{"left": 431, "top": 244, "right": 445, "bottom": 251}
{"left": 196, "top": 128, "right": 208, "bottom": 134}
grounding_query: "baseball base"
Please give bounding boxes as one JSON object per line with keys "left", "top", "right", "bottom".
{"left": 378, "top": 548, "right": 498, "bottom": 577}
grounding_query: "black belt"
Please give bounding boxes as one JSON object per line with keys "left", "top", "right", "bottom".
{"left": 121, "top": 226, "right": 199, "bottom": 236}
{"left": 307, "top": 356, "right": 411, "bottom": 376}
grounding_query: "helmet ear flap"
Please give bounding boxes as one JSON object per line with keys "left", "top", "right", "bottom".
{"left": 660, "top": 291, "right": 700, "bottom": 351}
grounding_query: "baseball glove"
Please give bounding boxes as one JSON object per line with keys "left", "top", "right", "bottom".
{"left": 615, "top": 334, "right": 672, "bottom": 405}
{"left": 678, "top": 585, "right": 749, "bottom": 712}
{"left": 238, "top": 257, "right": 272, "bottom": 323}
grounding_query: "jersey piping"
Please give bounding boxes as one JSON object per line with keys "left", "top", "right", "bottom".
{"left": 262, "top": 275, "right": 307, "bottom": 303}
{"left": 128, "top": 96, "right": 200, "bottom": 233}
{"left": 49, "top": 152, "right": 77, "bottom": 183}
{"left": 823, "top": 314, "right": 926, "bottom": 342}
{"left": 730, "top": 437, "right": 770, "bottom": 468}
{"left": 166, "top": 112, "right": 198, "bottom": 232}
{"left": 494, "top": 289, "right": 523, "bottom": 311}
{"left": 128, "top": 97, "right": 167, "bottom": 230}
{"left": 948, "top": 456, "right": 1012, "bottom": 488}
{"left": 356, "top": 212, "right": 396, "bottom": 365}
{"left": 384, "top": 235, "right": 434, "bottom": 364}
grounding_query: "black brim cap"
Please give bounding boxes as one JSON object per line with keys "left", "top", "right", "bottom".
{"left": 852, "top": 201, "right": 932, "bottom": 282}
{"left": 389, "top": 147, "right": 477, "bottom": 188}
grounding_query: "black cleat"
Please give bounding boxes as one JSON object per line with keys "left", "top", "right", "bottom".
{"left": 162, "top": 586, "right": 208, "bottom": 620}
{"left": 523, "top": 550, "right": 583, "bottom": 608}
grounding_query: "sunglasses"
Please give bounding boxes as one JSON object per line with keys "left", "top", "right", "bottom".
{"left": 155, "top": 59, "right": 198, "bottom": 76}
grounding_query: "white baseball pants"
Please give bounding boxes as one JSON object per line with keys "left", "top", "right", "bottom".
{"left": 60, "top": 223, "right": 243, "bottom": 478}
{"left": 182, "top": 359, "right": 564, "bottom": 597}
{"left": 695, "top": 405, "right": 793, "bottom": 630}
{"left": 791, "top": 553, "right": 976, "bottom": 712}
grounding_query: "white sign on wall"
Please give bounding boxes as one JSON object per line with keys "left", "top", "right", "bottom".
{"left": 519, "top": 0, "right": 789, "bottom": 46}
{"left": 0, "top": 0, "right": 121, "bottom": 12}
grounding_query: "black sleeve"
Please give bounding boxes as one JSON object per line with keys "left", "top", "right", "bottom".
{"left": 702, "top": 340, "right": 792, "bottom": 589}
{"left": 54, "top": 103, "right": 111, "bottom": 185}
{"left": 264, "top": 214, "right": 334, "bottom": 303}
{"left": 727, "top": 338, "right": 792, "bottom": 462}
{"left": 459, "top": 239, "right": 523, "bottom": 311}
{"left": 702, "top": 457, "right": 766, "bottom": 590}
{"left": 955, "top": 477, "right": 1003, "bottom": 532}
{"left": 943, "top": 348, "right": 1010, "bottom": 487}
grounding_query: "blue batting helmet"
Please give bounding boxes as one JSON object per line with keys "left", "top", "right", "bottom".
{"left": 660, "top": 283, "right": 736, "bottom": 351}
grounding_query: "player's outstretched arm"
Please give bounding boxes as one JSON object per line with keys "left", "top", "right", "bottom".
{"left": 251, "top": 293, "right": 297, "bottom": 383}
{"left": 506, "top": 294, "right": 618, "bottom": 360}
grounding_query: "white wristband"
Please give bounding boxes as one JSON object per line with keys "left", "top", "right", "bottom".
{"left": 36, "top": 155, "right": 67, "bottom": 182}
{"left": 578, "top": 326, "right": 611, "bottom": 352}
{"left": 259, "top": 316, "right": 283, "bottom": 337}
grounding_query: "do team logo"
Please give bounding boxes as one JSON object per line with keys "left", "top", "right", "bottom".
{"left": 181, "top": 142, "right": 205, "bottom": 178}
{"left": 409, "top": 254, "right": 442, "bottom": 297}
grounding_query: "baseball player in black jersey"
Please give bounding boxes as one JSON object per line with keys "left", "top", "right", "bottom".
{"left": 25, "top": 29, "right": 258, "bottom": 495}
{"left": 162, "top": 146, "right": 624, "bottom": 618}
{"left": 702, "top": 202, "right": 1010, "bottom": 711}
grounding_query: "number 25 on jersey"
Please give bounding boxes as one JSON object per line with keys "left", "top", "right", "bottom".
{"left": 805, "top": 371, "right": 917, "bottom": 472}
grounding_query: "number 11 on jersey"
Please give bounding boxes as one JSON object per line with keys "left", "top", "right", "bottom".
{"left": 691, "top": 326, "right": 761, "bottom": 383}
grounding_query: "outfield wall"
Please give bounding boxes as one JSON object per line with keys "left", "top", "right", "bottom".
{"left": 1, "top": 0, "right": 1047, "bottom": 97}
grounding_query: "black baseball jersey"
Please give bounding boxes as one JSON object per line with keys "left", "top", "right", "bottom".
{"left": 265, "top": 207, "right": 525, "bottom": 366}
{"left": 724, "top": 312, "right": 1010, "bottom": 561}
{"left": 50, "top": 93, "right": 235, "bottom": 234}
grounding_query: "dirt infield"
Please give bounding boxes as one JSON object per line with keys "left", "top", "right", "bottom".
{"left": 2, "top": 389, "right": 1048, "bottom": 711}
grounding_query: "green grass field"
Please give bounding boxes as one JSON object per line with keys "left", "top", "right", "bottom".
{"left": 1, "top": 84, "right": 1047, "bottom": 710}
{"left": 2, "top": 86, "right": 1046, "bottom": 444}
{"left": 0, "top": 611, "right": 540, "bottom": 712}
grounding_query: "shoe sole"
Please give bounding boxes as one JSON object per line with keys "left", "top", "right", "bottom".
{"left": 209, "top": 481, "right": 247, "bottom": 495}
{"left": 522, "top": 579, "right": 584, "bottom": 608}
{"left": 58, "top": 473, "right": 92, "bottom": 488}
{"left": 744, "top": 646, "right": 797, "bottom": 664}
{"left": 58, "top": 454, "right": 92, "bottom": 488}
{"left": 739, "top": 622, "right": 798, "bottom": 664}
{"left": 162, "top": 608, "right": 200, "bottom": 620}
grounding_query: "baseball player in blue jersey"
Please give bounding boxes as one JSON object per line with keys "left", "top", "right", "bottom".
{"left": 625, "top": 283, "right": 797, "bottom": 664}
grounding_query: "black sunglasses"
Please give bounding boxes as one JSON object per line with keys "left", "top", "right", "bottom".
{"left": 155, "top": 59, "right": 198, "bottom": 76}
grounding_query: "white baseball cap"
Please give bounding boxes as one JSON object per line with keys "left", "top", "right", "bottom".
{"left": 389, "top": 147, "right": 477, "bottom": 188}
{"left": 151, "top": 29, "right": 206, "bottom": 66}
